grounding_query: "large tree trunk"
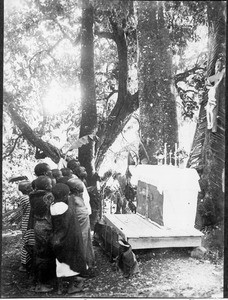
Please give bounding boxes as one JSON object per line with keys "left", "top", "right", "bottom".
{"left": 5, "top": 2, "right": 139, "bottom": 173}
{"left": 78, "top": 0, "right": 97, "bottom": 185}
{"left": 95, "top": 11, "right": 139, "bottom": 170}
{"left": 187, "top": 1, "right": 226, "bottom": 228}
{"left": 136, "top": 1, "right": 178, "bottom": 164}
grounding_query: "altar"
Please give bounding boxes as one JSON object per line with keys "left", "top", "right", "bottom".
{"left": 130, "top": 165, "right": 200, "bottom": 231}
{"left": 98, "top": 165, "right": 203, "bottom": 250}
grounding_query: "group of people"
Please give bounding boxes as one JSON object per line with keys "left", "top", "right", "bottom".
{"left": 103, "top": 172, "right": 137, "bottom": 215}
{"left": 18, "top": 159, "right": 96, "bottom": 294}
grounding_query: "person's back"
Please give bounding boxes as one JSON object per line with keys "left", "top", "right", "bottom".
{"left": 66, "top": 160, "right": 92, "bottom": 214}
{"left": 30, "top": 190, "right": 53, "bottom": 220}
{"left": 60, "top": 167, "right": 74, "bottom": 178}
{"left": 18, "top": 181, "right": 33, "bottom": 234}
{"left": 87, "top": 185, "right": 101, "bottom": 230}
{"left": 30, "top": 176, "right": 54, "bottom": 227}
{"left": 67, "top": 178, "right": 95, "bottom": 273}
{"left": 57, "top": 176, "right": 71, "bottom": 184}
{"left": 69, "top": 193, "right": 88, "bottom": 211}
{"left": 52, "top": 169, "right": 62, "bottom": 181}
{"left": 50, "top": 183, "right": 87, "bottom": 294}
{"left": 30, "top": 189, "right": 53, "bottom": 259}
{"left": 29, "top": 175, "right": 55, "bottom": 293}
{"left": 18, "top": 181, "right": 34, "bottom": 273}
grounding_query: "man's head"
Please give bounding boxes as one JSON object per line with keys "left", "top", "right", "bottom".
{"left": 35, "top": 175, "right": 52, "bottom": 191}
{"left": 61, "top": 168, "right": 73, "bottom": 177}
{"left": 34, "top": 163, "right": 52, "bottom": 177}
{"left": 72, "top": 166, "right": 87, "bottom": 180}
{"left": 67, "top": 178, "right": 84, "bottom": 194}
{"left": 52, "top": 169, "right": 62, "bottom": 180}
{"left": 67, "top": 159, "right": 81, "bottom": 175}
{"left": 52, "top": 183, "right": 70, "bottom": 203}
{"left": 18, "top": 181, "right": 33, "bottom": 195}
{"left": 57, "top": 176, "right": 71, "bottom": 184}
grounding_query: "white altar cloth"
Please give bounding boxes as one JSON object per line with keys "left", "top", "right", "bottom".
{"left": 129, "top": 165, "right": 201, "bottom": 230}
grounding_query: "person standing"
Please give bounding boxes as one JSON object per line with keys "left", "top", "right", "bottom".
{"left": 18, "top": 181, "right": 35, "bottom": 273}
{"left": 29, "top": 175, "right": 56, "bottom": 293}
{"left": 66, "top": 160, "right": 92, "bottom": 216}
{"left": 67, "top": 178, "right": 95, "bottom": 273}
{"left": 50, "top": 183, "right": 87, "bottom": 294}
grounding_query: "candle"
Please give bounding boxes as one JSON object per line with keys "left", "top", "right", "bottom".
{"left": 169, "top": 150, "right": 172, "bottom": 165}
{"left": 174, "top": 143, "right": 177, "bottom": 166}
{"left": 164, "top": 143, "right": 167, "bottom": 165}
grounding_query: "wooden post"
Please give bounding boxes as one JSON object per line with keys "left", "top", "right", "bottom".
{"left": 146, "top": 184, "right": 149, "bottom": 219}
{"left": 101, "top": 188, "right": 105, "bottom": 217}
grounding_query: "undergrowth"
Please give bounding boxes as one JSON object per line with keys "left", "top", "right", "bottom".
{"left": 201, "top": 223, "right": 224, "bottom": 263}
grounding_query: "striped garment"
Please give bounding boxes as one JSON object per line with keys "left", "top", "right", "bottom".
{"left": 19, "top": 195, "right": 35, "bottom": 266}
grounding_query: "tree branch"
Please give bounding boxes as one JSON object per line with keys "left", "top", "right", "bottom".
{"left": 94, "top": 30, "right": 114, "bottom": 40}
{"left": 174, "top": 65, "right": 205, "bottom": 87}
{"left": 28, "top": 37, "right": 65, "bottom": 75}
{"left": 51, "top": 18, "right": 81, "bottom": 46}
{"left": 176, "top": 86, "right": 196, "bottom": 95}
{"left": 95, "top": 91, "right": 138, "bottom": 169}
{"left": 4, "top": 90, "right": 62, "bottom": 164}
{"left": 34, "top": 0, "right": 81, "bottom": 46}
{"left": 94, "top": 11, "right": 139, "bottom": 169}
{"left": 3, "top": 134, "right": 23, "bottom": 159}
{"left": 105, "top": 90, "right": 118, "bottom": 102}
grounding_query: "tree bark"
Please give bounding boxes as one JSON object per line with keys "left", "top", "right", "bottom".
{"left": 95, "top": 12, "right": 139, "bottom": 170}
{"left": 5, "top": 3, "right": 140, "bottom": 173}
{"left": 136, "top": 1, "right": 178, "bottom": 164}
{"left": 78, "top": 0, "right": 97, "bottom": 185}
{"left": 95, "top": 91, "right": 138, "bottom": 170}
{"left": 187, "top": 1, "right": 225, "bottom": 227}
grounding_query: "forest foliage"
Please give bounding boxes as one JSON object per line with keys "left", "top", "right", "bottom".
{"left": 3, "top": 1, "right": 225, "bottom": 221}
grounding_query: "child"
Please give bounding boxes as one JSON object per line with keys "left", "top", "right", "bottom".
{"left": 34, "top": 163, "right": 56, "bottom": 186}
{"left": 116, "top": 239, "right": 139, "bottom": 278}
{"left": 67, "top": 160, "right": 92, "bottom": 215}
{"left": 60, "top": 168, "right": 74, "bottom": 178}
{"left": 57, "top": 176, "right": 71, "bottom": 184}
{"left": 66, "top": 159, "right": 81, "bottom": 173}
{"left": 74, "top": 166, "right": 88, "bottom": 186}
{"left": 34, "top": 163, "right": 53, "bottom": 177}
{"left": 52, "top": 169, "right": 63, "bottom": 182}
{"left": 18, "top": 181, "right": 35, "bottom": 273}
{"left": 67, "top": 178, "right": 95, "bottom": 273}
{"left": 50, "top": 183, "right": 87, "bottom": 294}
{"left": 29, "top": 175, "right": 56, "bottom": 293}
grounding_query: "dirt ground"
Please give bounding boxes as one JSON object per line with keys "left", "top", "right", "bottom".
{"left": 1, "top": 228, "right": 224, "bottom": 298}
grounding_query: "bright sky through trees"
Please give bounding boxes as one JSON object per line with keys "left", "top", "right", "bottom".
{"left": 4, "top": 0, "right": 209, "bottom": 173}
{"left": 43, "top": 81, "right": 81, "bottom": 115}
